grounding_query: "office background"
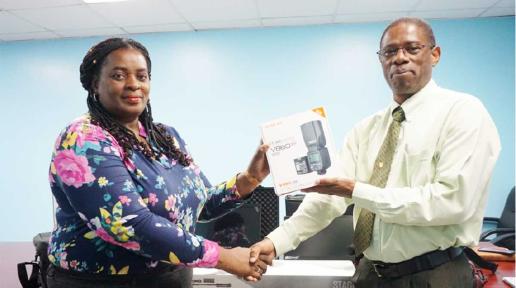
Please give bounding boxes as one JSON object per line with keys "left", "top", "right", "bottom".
{"left": 0, "top": 16, "right": 514, "bottom": 241}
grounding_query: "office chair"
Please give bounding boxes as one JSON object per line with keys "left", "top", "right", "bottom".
{"left": 480, "top": 186, "right": 515, "bottom": 250}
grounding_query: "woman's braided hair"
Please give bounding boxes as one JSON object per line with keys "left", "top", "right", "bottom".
{"left": 79, "top": 37, "right": 191, "bottom": 166}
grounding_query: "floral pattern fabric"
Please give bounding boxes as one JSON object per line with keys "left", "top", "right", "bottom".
{"left": 48, "top": 114, "right": 244, "bottom": 275}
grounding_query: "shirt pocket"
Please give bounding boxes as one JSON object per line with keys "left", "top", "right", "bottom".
{"left": 403, "top": 145, "right": 435, "bottom": 185}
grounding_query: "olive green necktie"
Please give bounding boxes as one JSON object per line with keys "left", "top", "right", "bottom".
{"left": 352, "top": 106, "right": 406, "bottom": 256}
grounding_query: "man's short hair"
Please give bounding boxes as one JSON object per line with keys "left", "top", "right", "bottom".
{"left": 380, "top": 17, "right": 436, "bottom": 48}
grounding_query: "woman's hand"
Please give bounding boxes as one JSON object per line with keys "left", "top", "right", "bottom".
{"left": 216, "top": 247, "right": 268, "bottom": 281}
{"left": 236, "top": 144, "right": 270, "bottom": 197}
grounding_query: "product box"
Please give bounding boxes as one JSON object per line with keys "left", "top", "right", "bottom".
{"left": 261, "top": 107, "right": 339, "bottom": 195}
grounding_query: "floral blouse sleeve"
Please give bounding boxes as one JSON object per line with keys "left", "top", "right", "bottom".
{"left": 49, "top": 120, "right": 220, "bottom": 269}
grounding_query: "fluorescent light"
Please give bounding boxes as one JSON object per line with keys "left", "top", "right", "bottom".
{"left": 83, "top": 0, "right": 129, "bottom": 3}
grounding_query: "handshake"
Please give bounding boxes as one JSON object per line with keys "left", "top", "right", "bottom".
{"left": 215, "top": 238, "right": 276, "bottom": 282}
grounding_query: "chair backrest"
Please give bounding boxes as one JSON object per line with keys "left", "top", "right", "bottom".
{"left": 499, "top": 187, "right": 515, "bottom": 229}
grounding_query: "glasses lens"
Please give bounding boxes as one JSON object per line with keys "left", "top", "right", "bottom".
{"left": 379, "top": 44, "right": 428, "bottom": 59}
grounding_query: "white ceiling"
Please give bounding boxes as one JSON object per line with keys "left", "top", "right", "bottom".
{"left": 0, "top": 0, "right": 513, "bottom": 42}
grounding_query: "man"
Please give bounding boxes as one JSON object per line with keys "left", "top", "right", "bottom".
{"left": 250, "top": 17, "right": 501, "bottom": 287}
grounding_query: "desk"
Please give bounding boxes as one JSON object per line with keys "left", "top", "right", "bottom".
{"left": 193, "top": 260, "right": 355, "bottom": 288}
{"left": 483, "top": 261, "right": 515, "bottom": 288}
{"left": 476, "top": 241, "right": 516, "bottom": 287}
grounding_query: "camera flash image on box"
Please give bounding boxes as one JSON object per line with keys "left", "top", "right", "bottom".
{"left": 261, "top": 107, "right": 338, "bottom": 195}
{"left": 295, "top": 120, "right": 331, "bottom": 175}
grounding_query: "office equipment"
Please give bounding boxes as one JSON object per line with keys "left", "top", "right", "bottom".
{"left": 193, "top": 260, "right": 355, "bottom": 288}
{"left": 247, "top": 186, "right": 279, "bottom": 239}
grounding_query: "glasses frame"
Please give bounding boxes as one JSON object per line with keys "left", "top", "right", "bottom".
{"left": 377, "top": 43, "right": 435, "bottom": 60}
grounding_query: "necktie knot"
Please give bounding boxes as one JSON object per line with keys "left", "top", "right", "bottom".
{"left": 392, "top": 107, "right": 405, "bottom": 122}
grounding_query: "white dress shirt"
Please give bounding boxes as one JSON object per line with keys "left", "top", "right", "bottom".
{"left": 267, "top": 79, "right": 501, "bottom": 263}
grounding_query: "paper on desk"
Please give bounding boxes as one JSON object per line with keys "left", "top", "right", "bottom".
{"left": 266, "top": 260, "right": 355, "bottom": 276}
{"left": 193, "top": 260, "right": 355, "bottom": 277}
{"left": 503, "top": 277, "right": 516, "bottom": 288}
{"left": 193, "top": 268, "right": 230, "bottom": 275}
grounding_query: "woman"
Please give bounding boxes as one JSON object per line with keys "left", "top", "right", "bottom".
{"left": 47, "top": 37, "right": 270, "bottom": 287}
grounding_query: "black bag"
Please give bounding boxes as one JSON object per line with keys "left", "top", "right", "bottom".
{"left": 18, "top": 232, "right": 51, "bottom": 288}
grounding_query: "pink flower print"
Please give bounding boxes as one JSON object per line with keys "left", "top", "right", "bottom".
{"left": 68, "top": 117, "right": 85, "bottom": 133}
{"left": 75, "top": 125, "right": 107, "bottom": 148}
{"left": 69, "top": 260, "right": 78, "bottom": 269}
{"left": 54, "top": 150, "right": 95, "bottom": 188}
{"left": 59, "top": 252, "right": 69, "bottom": 269}
{"left": 54, "top": 135, "right": 62, "bottom": 150}
{"left": 118, "top": 195, "right": 132, "bottom": 206}
{"left": 187, "top": 240, "right": 219, "bottom": 268}
{"left": 164, "top": 195, "right": 176, "bottom": 211}
{"left": 124, "top": 158, "right": 136, "bottom": 172}
{"left": 138, "top": 121, "right": 148, "bottom": 138}
{"left": 188, "top": 161, "right": 201, "bottom": 176}
{"left": 169, "top": 210, "right": 179, "bottom": 221}
{"left": 148, "top": 193, "right": 158, "bottom": 206}
{"left": 95, "top": 227, "right": 140, "bottom": 251}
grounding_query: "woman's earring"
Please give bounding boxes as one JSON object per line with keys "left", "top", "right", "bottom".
{"left": 93, "top": 93, "right": 99, "bottom": 102}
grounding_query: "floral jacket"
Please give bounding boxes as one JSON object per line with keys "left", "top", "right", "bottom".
{"left": 48, "top": 114, "right": 243, "bottom": 275}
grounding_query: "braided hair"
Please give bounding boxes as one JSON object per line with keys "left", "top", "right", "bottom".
{"left": 80, "top": 37, "right": 191, "bottom": 166}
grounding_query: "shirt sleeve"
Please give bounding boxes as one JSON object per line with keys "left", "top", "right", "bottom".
{"left": 267, "top": 193, "right": 350, "bottom": 256}
{"left": 352, "top": 98, "right": 501, "bottom": 226}
{"left": 50, "top": 123, "right": 219, "bottom": 268}
{"left": 198, "top": 173, "right": 248, "bottom": 221}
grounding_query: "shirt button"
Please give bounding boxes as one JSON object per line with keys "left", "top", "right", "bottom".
{"left": 378, "top": 162, "right": 384, "bottom": 168}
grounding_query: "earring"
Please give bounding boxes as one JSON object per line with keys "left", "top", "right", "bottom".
{"left": 93, "top": 93, "right": 99, "bottom": 102}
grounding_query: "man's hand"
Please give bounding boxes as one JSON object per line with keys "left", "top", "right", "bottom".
{"left": 246, "top": 238, "right": 276, "bottom": 281}
{"left": 216, "top": 247, "right": 267, "bottom": 281}
{"left": 300, "top": 177, "right": 355, "bottom": 198}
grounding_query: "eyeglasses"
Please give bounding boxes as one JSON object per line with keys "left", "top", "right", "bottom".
{"left": 377, "top": 43, "right": 434, "bottom": 59}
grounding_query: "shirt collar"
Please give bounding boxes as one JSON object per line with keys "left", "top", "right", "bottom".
{"left": 138, "top": 121, "right": 148, "bottom": 138}
{"left": 389, "top": 79, "right": 438, "bottom": 122}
